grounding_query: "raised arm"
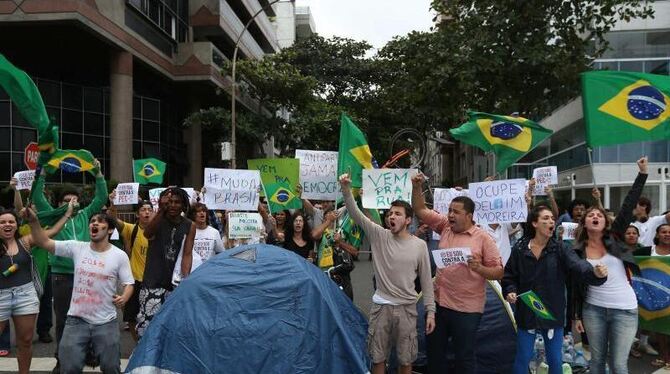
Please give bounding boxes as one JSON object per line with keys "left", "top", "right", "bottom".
{"left": 42, "top": 200, "right": 75, "bottom": 239}
{"left": 545, "top": 186, "right": 560, "bottom": 219}
{"left": 611, "top": 156, "right": 648, "bottom": 238}
{"left": 32, "top": 170, "right": 54, "bottom": 212}
{"left": 411, "top": 173, "right": 432, "bottom": 222}
{"left": 295, "top": 184, "right": 315, "bottom": 217}
{"left": 143, "top": 194, "right": 168, "bottom": 239}
{"left": 9, "top": 177, "right": 24, "bottom": 211}
{"left": 80, "top": 160, "right": 108, "bottom": 218}
{"left": 180, "top": 222, "right": 196, "bottom": 277}
{"left": 591, "top": 187, "right": 604, "bottom": 211}
{"left": 24, "top": 207, "right": 56, "bottom": 253}
{"left": 312, "top": 210, "right": 336, "bottom": 240}
{"left": 339, "top": 174, "right": 379, "bottom": 236}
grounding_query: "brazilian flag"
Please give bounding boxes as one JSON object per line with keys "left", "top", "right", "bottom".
{"left": 44, "top": 149, "right": 97, "bottom": 174}
{"left": 338, "top": 113, "right": 373, "bottom": 188}
{"left": 339, "top": 211, "right": 363, "bottom": 248}
{"left": 518, "top": 290, "right": 556, "bottom": 321}
{"left": 449, "top": 112, "right": 553, "bottom": 173}
{"left": 265, "top": 181, "right": 302, "bottom": 213}
{"left": 582, "top": 71, "right": 670, "bottom": 147}
{"left": 134, "top": 158, "right": 166, "bottom": 185}
{"left": 632, "top": 256, "right": 670, "bottom": 335}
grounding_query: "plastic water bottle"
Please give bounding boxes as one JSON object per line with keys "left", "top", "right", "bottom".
{"left": 562, "top": 333, "right": 574, "bottom": 364}
{"left": 537, "top": 362, "right": 549, "bottom": 374}
{"left": 536, "top": 335, "right": 546, "bottom": 366}
{"left": 574, "top": 350, "right": 588, "bottom": 367}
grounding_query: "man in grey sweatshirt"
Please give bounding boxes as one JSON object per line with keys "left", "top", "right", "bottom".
{"left": 339, "top": 173, "right": 435, "bottom": 374}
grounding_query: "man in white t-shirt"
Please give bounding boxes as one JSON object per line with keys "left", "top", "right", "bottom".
{"left": 191, "top": 203, "right": 225, "bottom": 261}
{"left": 27, "top": 209, "right": 133, "bottom": 374}
{"left": 632, "top": 196, "right": 670, "bottom": 246}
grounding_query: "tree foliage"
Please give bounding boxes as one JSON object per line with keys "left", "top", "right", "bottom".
{"left": 185, "top": 0, "right": 654, "bottom": 162}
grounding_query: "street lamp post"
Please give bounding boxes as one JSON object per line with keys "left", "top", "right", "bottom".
{"left": 231, "top": 0, "right": 287, "bottom": 169}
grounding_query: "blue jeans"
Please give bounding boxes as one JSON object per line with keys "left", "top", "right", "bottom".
{"left": 582, "top": 302, "right": 638, "bottom": 374}
{"left": 427, "top": 305, "right": 482, "bottom": 374}
{"left": 58, "top": 317, "right": 120, "bottom": 374}
{"left": 513, "top": 328, "right": 564, "bottom": 374}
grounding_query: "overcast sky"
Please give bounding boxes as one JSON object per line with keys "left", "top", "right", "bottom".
{"left": 294, "top": 0, "right": 435, "bottom": 51}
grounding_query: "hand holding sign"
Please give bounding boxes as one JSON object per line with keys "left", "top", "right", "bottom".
{"left": 506, "top": 292, "right": 517, "bottom": 304}
{"left": 467, "top": 256, "right": 482, "bottom": 273}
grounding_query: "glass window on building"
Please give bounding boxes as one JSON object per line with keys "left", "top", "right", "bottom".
{"left": 610, "top": 185, "right": 660, "bottom": 216}
{"left": 646, "top": 60, "right": 669, "bottom": 75}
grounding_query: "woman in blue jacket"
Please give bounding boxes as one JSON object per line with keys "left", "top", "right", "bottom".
{"left": 503, "top": 205, "right": 608, "bottom": 374}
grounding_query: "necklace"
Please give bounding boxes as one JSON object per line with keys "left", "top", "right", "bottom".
{"left": 2, "top": 252, "right": 18, "bottom": 277}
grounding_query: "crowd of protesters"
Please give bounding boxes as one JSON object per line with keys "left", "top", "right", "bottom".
{"left": 0, "top": 155, "right": 668, "bottom": 374}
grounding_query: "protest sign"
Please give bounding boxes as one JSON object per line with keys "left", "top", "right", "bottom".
{"left": 228, "top": 212, "right": 264, "bottom": 239}
{"left": 203, "top": 168, "right": 260, "bottom": 211}
{"left": 182, "top": 188, "right": 199, "bottom": 205}
{"left": 469, "top": 179, "right": 527, "bottom": 224}
{"left": 432, "top": 248, "right": 472, "bottom": 269}
{"left": 532, "top": 166, "right": 558, "bottom": 196}
{"left": 148, "top": 188, "right": 166, "bottom": 210}
{"left": 561, "top": 222, "right": 579, "bottom": 241}
{"left": 432, "top": 188, "right": 469, "bottom": 239}
{"left": 247, "top": 158, "right": 302, "bottom": 211}
{"left": 13, "top": 170, "right": 35, "bottom": 190}
{"left": 362, "top": 169, "right": 418, "bottom": 209}
{"left": 113, "top": 183, "right": 139, "bottom": 205}
{"left": 433, "top": 188, "right": 469, "bottom": 214}
{"left": 295, "top": 150, "right": 338, "bottom": 200}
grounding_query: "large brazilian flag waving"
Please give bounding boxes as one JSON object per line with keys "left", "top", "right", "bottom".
{"left": 449, "top": 112, "right": 553, "bottom": 173}
{"left": 633, "top": 256, "right": 670, "bottom": 335}
{"left": 582, "top": 70, "right": 670, "bottom": 147}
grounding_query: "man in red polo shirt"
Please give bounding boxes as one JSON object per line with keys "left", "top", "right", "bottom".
{"left": 411, "top": 173, "right": 503, "bottom": 374}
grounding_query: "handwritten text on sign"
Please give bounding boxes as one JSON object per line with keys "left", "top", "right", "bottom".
{"left": 433, "top": 188, "right": 469, "bottom": 214}
{"left": 362, "top": 169, "right": 418, "bottom": 209}
{"left": 532, "top": 166, "right": 558, "bottom": 196}
{"left": 148, "top": 188, "right": 166, "bottom": 210}
{"left": 295, "top": 150, "right": 339, "bottom": 201}
{"left": 228, "top": 212, "right": 263, "bottom": 239}
{"left": 469, "top": 179, "right": 528, "bottom": 224}
{"left": 13, "top": 170, "right": 35, "bottom": 190}
{"left": 114, "top": 183, "right": 139, "bottom": 205}
{"left": 432, "top": 247, "right": 472, "bottom": 269}
{"left": 561, "top": 222, "right": 579, "bottom": 241}
{"left": 203, "top": 168, "right": 260, "bottom": 211}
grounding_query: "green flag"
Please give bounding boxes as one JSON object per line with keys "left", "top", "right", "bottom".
{"left": 44, "top": 149, "right": 98, "bottom": 175}
{"left": 518, "top": 290, "right": 556, "bottom": 321}
{"left": 582, "top": 70, "right": 670, "bottom": 147}
{"left": 338, "top": 113, "right": 373, "bottom": 188}
{"left": 449, "top": 112, "right": 553, "bottom": 173}
{"left": 248, "top": 158, "right": 302, "bottom": 212}
{"left": 134, "top": 158, "right": 166, "bottom": 184}
{"left": 633, "top": 256, "right": 670, "bottom": 335}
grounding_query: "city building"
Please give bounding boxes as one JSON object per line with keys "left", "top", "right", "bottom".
{"left": 0, "top": 0, "right": 314, "bottom": 188}
{"left": 446, "top": 2, "right": 670, "bottom": 215}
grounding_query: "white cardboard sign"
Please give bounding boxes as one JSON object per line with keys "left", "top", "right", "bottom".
{"left": 295, "top": 150, "right": 339, "bottom": 201}
{"left": 469, "top": 179, "right": 528, "bottom": 224}
{"left": 203, "top": 168, "right": 260, "bottom": 211}
{"left": 561, "top": 222, "right": 579, "bottom": 241}
{"left": 113, "top": 183, "right": 139, "bottom": 205}
{"left": 228, "top": 212, "right": 264, "bottom": 239}
{"left": 532, "top": 166, "right": 558, "bottom": 196}
{"left": 362, "top": 168, "right": 418, "bottom": 209}
{"left": 432, "top": 247, "right": 472, "bottom": 269}
{"left": 13, "top": 170, "right": 35, "bottom": 191}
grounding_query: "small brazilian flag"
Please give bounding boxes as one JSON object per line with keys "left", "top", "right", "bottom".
{"left": 133, "top": 158, "right": 166, "bottom": 185}
{"left": 340, "top": 211, "right": 364, "bottom": 248}
{"left": 449, "top": 112, "right": 553, "bottom": 173}
{"left": 582, "top": 71, "right": 670, "bottom": 147}
{"left": 265, "top": 181, "right": 302, "bottom": 212}
{"left": 518, "top": 290, "right": 556, "bottom": 321}
{"left": 44, "top": 149, "right": 97, "bottom": 174}
{"left": 338, "top": 113, "right": 374, "bottom": 188}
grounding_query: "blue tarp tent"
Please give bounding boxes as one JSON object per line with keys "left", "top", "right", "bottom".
{"left": 125, "top": 244, "right": 370, "bottom": 374}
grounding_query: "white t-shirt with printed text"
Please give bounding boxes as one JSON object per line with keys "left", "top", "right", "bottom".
{"left": 193, "top": 226, "right": 225, "bottom": 262}
{"left": 55, "top": 240, "right": 134, "bottom": 325}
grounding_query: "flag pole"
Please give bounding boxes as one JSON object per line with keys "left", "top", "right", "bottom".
{"left": 587, "top": 147, "right": 598, "bottom": 187}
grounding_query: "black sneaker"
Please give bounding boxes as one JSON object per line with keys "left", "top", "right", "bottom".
{"left": 39, "top": 332, "right": 53, "bottom": 343}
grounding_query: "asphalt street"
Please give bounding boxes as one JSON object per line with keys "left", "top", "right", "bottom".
{"left": 0, "top": 255, "right": 660, "bottom": 373}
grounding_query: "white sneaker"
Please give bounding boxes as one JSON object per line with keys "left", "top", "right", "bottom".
{"left": 640, "top": 342, "right": 659, "bottom": 356}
